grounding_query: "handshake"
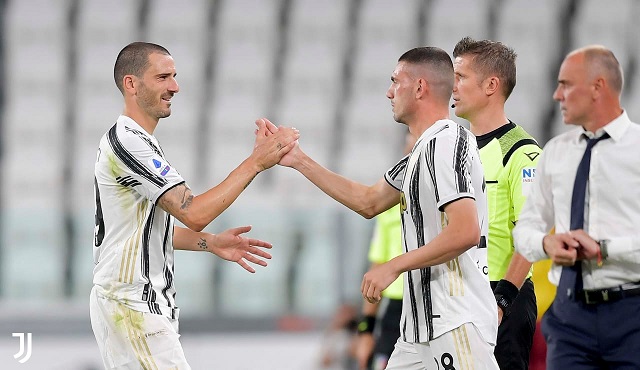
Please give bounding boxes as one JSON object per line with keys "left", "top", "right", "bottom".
{"left": 250, "top": 117, "right": 302, "bottom": 171}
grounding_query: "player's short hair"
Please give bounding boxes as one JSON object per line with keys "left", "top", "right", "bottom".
{"left": 114, "top": 42, "right": 171, "bottom": 94}
{"left": 398, "top": 47, "right": 454, "bottom": 103}
{"left": 453, "top": 36, "right": 517, "bottom": 100}
{"left": 582, "top": 46, "right": 624, "bottom": 94}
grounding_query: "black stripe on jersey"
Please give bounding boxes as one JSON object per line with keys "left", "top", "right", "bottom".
{"left": 408, "top": 156, "right": 425, "bottom": 342}
{"left": 146, "top": 291, "right": 161, "bottom": 315}
{"left": 400, "top": 211, "right": 409, "bottom": 342}
{"left": 453, "top": 125, "right": 471, "bottom": 194}
{"left": 141, "top": 204, "right": 155, "bottom": 283}
{"left": 141, "top": 203, "right": 162, "bottom": 315}
{"left": 401, "top": 316, "right": 408, "bottom": 342}
{"left": 425, "top": 138, "right": 439, "bottom": 202}
{"left": 388, "top": 155, "right": 409, "bottom": 181}
{"left": 420, "top": 267, "right": 434, "bottom": 341}
{"left": 432, "top": 124, "right": 449, "bottom": 136}
{"left": 406, "top": 270, "right": 420, "bottom": 342}
{"left": 161, "top": 213, "right": 174, "bottom": 310}
{"left": 125, "top": 126, "right": 164, "bottom": 157}
{"left": 409, "top": 159, "right": 425, "bottom": 248}
{"left": 108, "top": 124, "right": 168, "bottom": 188}
{"left": 94, "top": 177, "right": 105, "bottom": 247}
{"left": 502, "top": 138, "right": 540, "bottom": 166}
{"left": 116, "top": 176, "right": 142, "bottom": 188}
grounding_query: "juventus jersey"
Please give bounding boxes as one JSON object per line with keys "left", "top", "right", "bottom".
{"left": 384, "top": 119, "right": 497, "bottom": 344}
{"left": 93, "top": 115, "right": 185, "bottom": 319}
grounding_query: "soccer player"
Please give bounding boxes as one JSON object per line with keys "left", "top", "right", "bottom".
{"left": 452, "top": 37, "right": 540, "bottom": 369}
{"left": 265, "top": 47, "right": 498, "bottom": 369}
{"left": 90, "top": 42, "right": 299, "bottom": 369}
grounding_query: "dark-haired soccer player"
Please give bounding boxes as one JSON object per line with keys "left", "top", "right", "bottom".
{"left": 266, "top": 46, "right": 498, "bottom": 369}
{"left": 90, "top": 42, "right": 298, "bottom": 369}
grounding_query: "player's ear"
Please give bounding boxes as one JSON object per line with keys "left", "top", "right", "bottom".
{"left": 416, "top": 78, "right": 427, "bottom": 99}
{"left": 123, "top": 75, "right": 136, "bottom": 95}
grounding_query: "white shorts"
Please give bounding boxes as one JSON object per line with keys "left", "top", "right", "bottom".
{"left": 90, "top": 286, "right": 191, "bottom": 370}
{"left": 386, "top": 323, "right": 499, "bottom": 370}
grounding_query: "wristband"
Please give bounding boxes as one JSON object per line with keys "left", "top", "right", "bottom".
{"left": 493, "top": 279, "right": 519, "bottom": 315}
{"left": 357, "top": 315, "right": 376, "bottom": 334}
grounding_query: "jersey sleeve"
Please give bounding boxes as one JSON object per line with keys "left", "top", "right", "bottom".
{"left": 431, "top": 128, "right": 476, "bottom": 211}
{"left": 385, "top": 154, "right": 410, "bottom": 191}
{"left": 109, "top": 130, "right": 185, "bottom": 203}
{"left": 507, "top": 143, "right": 542, "bottom": 222}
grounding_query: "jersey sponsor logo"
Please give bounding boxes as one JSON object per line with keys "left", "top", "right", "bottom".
{"left": 160, "top": 165, "right": 171, "bottom": 176}
{"left": 522, "top": 167, "right": 536, "bottom": 196}
{"left": 524, "top": 151, "right": 540, "bottom": 161}
{"left": 522, "top": 168, "right": 536, "bottom": 180}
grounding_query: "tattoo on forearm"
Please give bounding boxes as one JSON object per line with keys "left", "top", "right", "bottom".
{"left": 244, "top": 173, "right": 258, "bottom": 189}
{"left": 197, "top": 237, "right": 208, "bottom": 250}
{"left": 180, "top": 185, "right": 194, "bottom": 210}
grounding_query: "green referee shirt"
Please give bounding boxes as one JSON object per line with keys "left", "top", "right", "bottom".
{"left": 476, "top": 122, "right": 541, "bottom": 281}
{"left": 368, "top": 204, "right": 404, "bottom": 300}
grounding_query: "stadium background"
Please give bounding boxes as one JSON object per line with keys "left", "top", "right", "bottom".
{"left": 0, "top": 0, "right": 638, "bottom": 369}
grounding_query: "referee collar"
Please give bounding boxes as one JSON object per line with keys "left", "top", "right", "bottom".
{"left": 475, "top": 121, "right": 516, "bottom": 149}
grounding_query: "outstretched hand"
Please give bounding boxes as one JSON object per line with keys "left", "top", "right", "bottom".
{"left": 253, "top": 118, "right": 299, "bottom": 171}
{"left": 255, "top": 118, "right": 302, "bottom": 168}
{"left": 211, "top": 226, "right": 272, "bottom": 273}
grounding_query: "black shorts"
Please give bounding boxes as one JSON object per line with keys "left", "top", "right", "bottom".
{"left": 492, "top": 278, "right": 537, "bottom": 370}
{"left": 369, "top": 297, "right": 402, "bottom": 369}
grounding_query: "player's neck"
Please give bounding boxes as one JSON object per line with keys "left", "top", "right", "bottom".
{"left": 410, "top": 106, "right": 450, "bottom": 138}
{"left": 467, "top": 106, "right": 508, "bottom": 136}
{"left": 122, "top": 106, "right": 159, "bottom": 135}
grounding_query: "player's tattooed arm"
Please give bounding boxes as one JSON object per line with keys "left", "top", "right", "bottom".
{"left": 244, "top": 173, "right": 259, "bottom": 189}
{"left": 158, "top": 183, "right": 194, "bottom": 220}
{"left": 179, "top": 184, "right": 194, "bottom": 209}
{"left": 197, "top": 237, "right": 208, "bottom": 250}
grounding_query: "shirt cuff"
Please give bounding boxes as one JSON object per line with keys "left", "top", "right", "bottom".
{"left": 515, "top": 231, "right": 548, "bottom": 263}
{"left": 607, "top": 237, "right": 637, "bottom": 263}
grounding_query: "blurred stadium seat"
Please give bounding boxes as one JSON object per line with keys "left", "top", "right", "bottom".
{"left": 2, "top": 0, "right": 70, "bottom": 301}
{"left": 426, "top": 0, "right": 491, "bottom": 52}
{"left": 496, "top": 0, "right": 564, "bottom": 141}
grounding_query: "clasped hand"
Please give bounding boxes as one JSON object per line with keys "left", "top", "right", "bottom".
{"left": 542, "top": 229, "right": 600, "bottom": 266}
{"left": 252, "top": 118, "right": 300, "bottom": 170}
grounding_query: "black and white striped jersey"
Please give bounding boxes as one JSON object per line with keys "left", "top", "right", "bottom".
{"left": 93, "top": 115, "right": 185, "bottom": 319}
{"left": 384, "top": 119, "right": 497, "bottom": 344}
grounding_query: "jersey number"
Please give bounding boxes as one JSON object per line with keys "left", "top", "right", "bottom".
{"left": 94, "top": 177, "right": 105, "bottom": 247}
{"left": 433, "top": 353, "right": 456, "bottom": 370}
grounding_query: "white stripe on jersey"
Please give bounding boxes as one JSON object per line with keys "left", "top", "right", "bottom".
{"left": 93, "top": 115, "right": 185, "bottom": 319}
{"left": 385, "top": 119, "right": 497, "bottom": 345}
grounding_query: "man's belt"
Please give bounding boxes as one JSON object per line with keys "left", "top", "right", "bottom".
{"left": 580, "top": 282, "right": 640, "bottom": 305}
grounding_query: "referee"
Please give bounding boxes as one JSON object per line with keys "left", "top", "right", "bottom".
{"left": 452, "top": 37, "right": 540, "bottom": 369}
